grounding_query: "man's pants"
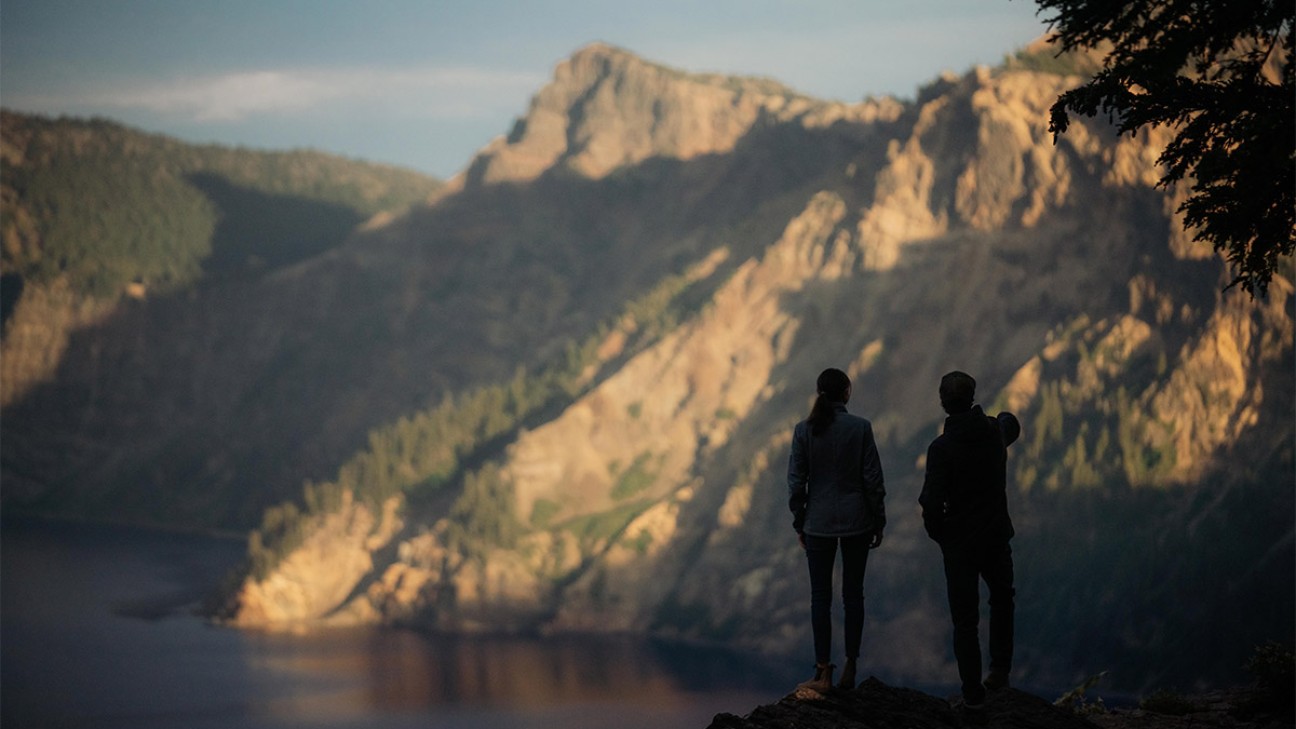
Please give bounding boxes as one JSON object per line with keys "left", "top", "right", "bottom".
{"left": 942, "top": 541, "right": 1014, "bottom": 704}
{"left": 804, "top": 534, "right": 871, "bottom": 665}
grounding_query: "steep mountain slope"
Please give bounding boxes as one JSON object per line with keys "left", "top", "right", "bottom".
{"left": 215, "top": 45, "right": 1291, "bottom": 693}
{"left": 3, "top": 42, "right": 1290, "bottom": 693}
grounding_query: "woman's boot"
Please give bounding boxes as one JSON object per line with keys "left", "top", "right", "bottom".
{"left": 837, "top": 657, "right": 857, "bottom": 689}
{"left": 796, "top": 662, "right": 835, "bottom": 693}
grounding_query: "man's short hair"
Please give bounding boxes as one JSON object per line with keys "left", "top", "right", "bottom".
{"left": 939, "top": 371, "right": 976, "bottom": 414}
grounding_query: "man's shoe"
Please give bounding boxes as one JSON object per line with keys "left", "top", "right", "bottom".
{"left": 837, "top": 658, "right": 857, "bottom": 689}
{"left": 983, "top": 671, "right": 1010, "bottom": 692}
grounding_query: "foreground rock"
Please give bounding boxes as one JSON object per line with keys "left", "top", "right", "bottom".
{"left": 707, "top": 677, "right": 1096, "bottom": 729}
{"left": 1089, "top": 687, "right": 1293, "bottom": 729}
{"left": 708, "top": 679, "right": 1293, "bottom": 729}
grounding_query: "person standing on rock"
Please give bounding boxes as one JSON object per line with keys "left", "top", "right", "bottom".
{"left": 787, "top": 367, "right": 886, "bottom": 693}
{"left": 919, "top": 371, "right": 1021, "bottom": 714}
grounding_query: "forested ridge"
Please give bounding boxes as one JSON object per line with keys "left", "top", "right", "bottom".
{"left": 2, "top": 110, "right": 442, "bottom": 300}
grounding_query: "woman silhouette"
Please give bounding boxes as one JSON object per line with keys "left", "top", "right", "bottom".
{"left": 786, "top": 367, "right": 886, "bottom": 692}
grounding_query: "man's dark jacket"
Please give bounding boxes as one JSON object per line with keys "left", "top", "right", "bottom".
{"left": 919, "top": 405, "right": 1020, "bottom": 547}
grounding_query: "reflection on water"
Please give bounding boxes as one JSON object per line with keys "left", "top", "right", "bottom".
{"left": 244, "top": 630, "right": 785, "bottom": 726}
{"left": 1, "top": 516, "right": 790, "bottom": 729}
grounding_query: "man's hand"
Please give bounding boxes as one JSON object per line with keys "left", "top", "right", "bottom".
{"left": 869, "top": 530, "right": 884, "bottom": 549}
{"left": 798, "top": 532, "right": 807, "bottom": 549}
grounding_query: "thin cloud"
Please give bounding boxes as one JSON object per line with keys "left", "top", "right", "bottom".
{"left": 11, "top": 66, "right": 547, "bottom": 123}
{"left": 122, "top": 71, "right": 334, "bottom": 121}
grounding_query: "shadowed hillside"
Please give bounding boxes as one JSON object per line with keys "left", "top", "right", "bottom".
{"left": 185, "top": 172, "right": 366, "bottom": 277}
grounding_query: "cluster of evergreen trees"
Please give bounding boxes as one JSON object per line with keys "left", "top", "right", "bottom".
{"left": 1003, "top": 316, "right": 1181, "bottom": 494}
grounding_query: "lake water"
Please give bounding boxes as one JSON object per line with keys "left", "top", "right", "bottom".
{"left": 1, "top": 516, "right": 795, "bottom": 729}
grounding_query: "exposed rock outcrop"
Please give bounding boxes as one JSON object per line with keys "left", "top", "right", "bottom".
{"left": 226, "top": 492, "right": 402, "bottom": 626}
{"left": 708, "top": 679, "right": 1292, "bottom": 729}
{"left": 708, "top": 679, "right": 1097, "bottom": 729}
{"left": 1090, "top": 687, "right": 1294, "bottom": 729}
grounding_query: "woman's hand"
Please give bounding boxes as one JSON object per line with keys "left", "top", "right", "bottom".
{"left": 868, "top": 530, "right": 884, "bottom": 549}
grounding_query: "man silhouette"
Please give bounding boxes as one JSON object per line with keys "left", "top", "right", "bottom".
{"left": 919, "top": 371, "right": 1020, "bottom": 715}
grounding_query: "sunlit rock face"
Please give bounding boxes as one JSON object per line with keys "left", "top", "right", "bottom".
{"left": 461, "top": 43, "right": 899, "bottom": 186}
{"left": 227, "top": 492, "right": 403, "bottom": 627}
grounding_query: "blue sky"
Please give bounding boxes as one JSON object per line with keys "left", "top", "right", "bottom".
{"left": 2, "top": 1, "right": 1051, "bottom": 179}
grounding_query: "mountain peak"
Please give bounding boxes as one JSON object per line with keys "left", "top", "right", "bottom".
{"left": 567, "top": 40, "right": 634, "bottom": 63}
{"left": 460, "top": 43, "right": 826, "bottom": 186}
{"left": 566, "top": 41, "right": 800, "bottom": 95}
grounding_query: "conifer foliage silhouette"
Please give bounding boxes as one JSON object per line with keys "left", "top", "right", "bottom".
{"left": 1039, "top": 0, "right": 1294, "bottom": 297}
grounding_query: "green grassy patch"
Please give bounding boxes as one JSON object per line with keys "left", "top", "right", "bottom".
{"left": 611, "top": 452, "right": 657, "bottom": 501}
{"left": 530, "top": 498, "right": 561, "bottom": 529}
{"left": 560, "top": 500, "right": 652, "bottom": 544}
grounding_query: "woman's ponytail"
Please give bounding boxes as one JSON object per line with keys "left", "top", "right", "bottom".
{"left": 807, "top": 368, "right": 851, "bottom": 435}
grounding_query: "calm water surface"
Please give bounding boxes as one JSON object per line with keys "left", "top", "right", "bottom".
{"left": 2, "top": 516, "right": 793, "bottom": 729}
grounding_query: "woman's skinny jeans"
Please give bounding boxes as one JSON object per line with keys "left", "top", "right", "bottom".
{"left": 804, "top": 533, "right": 871, "bottom": 665}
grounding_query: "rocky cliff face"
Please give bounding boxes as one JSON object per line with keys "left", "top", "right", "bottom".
{"left": 460, "top": 43, "right": 896, "bottom": 186}
{"left": 213, "top": 43, "right": 1292, "bottom": 694}
{"left": 227, "top": 492, "right": 403, "bottom": 626}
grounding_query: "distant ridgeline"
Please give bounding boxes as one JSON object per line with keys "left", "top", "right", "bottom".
{"left": 1, "top": 111, "right": 442, "bottom": 298}
{"left": 3, "top": 39, "right": 1292, "bottom": 696}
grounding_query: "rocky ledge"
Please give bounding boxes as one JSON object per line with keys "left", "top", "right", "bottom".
{"left": 1089, "top": 687, "right": 1293, "bottom": 729}
{"left": 706, "top": 678, "right": 1292, "bottom": 729}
